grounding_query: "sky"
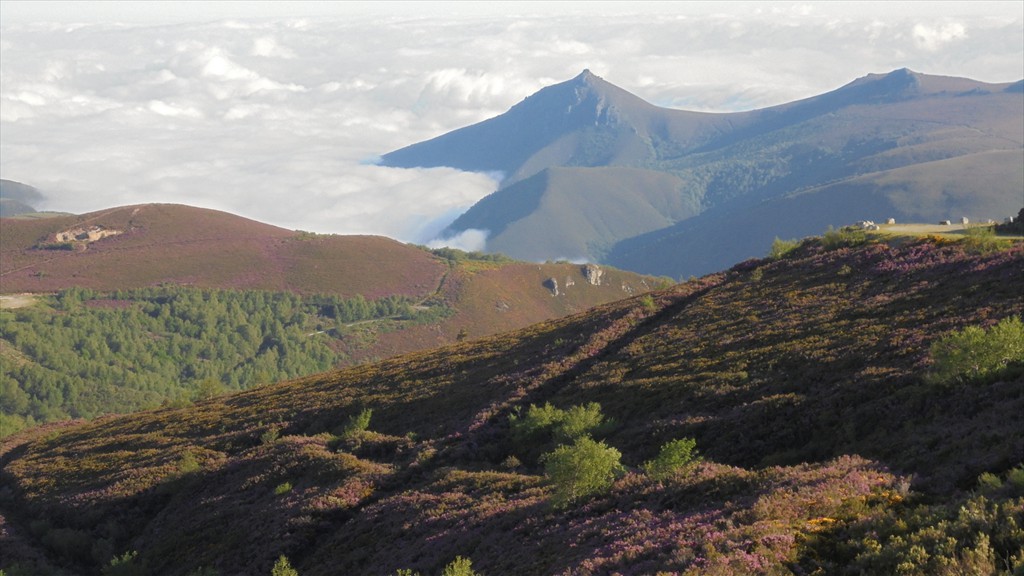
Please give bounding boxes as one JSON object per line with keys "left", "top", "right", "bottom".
{"left": 1, "top": 1, "right": 1022, "bottom": 250}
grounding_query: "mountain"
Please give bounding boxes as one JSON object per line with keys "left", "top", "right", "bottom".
{"left": 382, "top": 69, "right": 1024, "bottom": 276}
{"left": 0, "top": 179, "right": 45, "bottom": 217}
{"left": 2, "top": 234, "right": 1021, "bottom": 575}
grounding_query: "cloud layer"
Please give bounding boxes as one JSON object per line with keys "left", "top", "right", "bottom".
{"left": 1, "top": 5, "right": 1021, "bottom": 246}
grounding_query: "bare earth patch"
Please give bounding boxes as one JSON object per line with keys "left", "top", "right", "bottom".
{"left": 881, "top": 223, "right": 969, "bottom": 235}
{"left": 0, "top": 294, "right": 38, "bottom": 309}
{"left": 879, "top": 223, "right": 1024, "bottom": 240}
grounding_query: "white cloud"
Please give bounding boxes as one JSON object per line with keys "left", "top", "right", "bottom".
{"left": 147, "top": 99, "right": 203, "bottom": 118}
{"left": 251, "top": 36, "right": 296, "bottom": 58}
{"left": 912, "top": 22, "right": 968, "bottom": 51}
{"left": 427, "top": 229, "right": 490, "bottom": 253}
{"left": 0, "top": 5, "right": 1021, "bottom": 251}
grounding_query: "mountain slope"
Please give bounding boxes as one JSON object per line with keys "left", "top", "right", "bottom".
{"left": 0, "top": 179, "right": 45, "bottom": 217}
{"left": 384, "top": 69, "right": 1023, "bottom": 276}
{"left": 449, "top": 166, "right": 700, "bottom": 261}
{"left": 2, "top": 235, "right": 1021, "bottom": 575}
{"left": 0, "top": 203, "right": 660, "bottom": 435}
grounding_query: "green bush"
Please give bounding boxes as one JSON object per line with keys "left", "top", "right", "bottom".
{"left": 510, "top": 402, "right": 611, "bottom": 448}
{"left": 102, "top": 551, "right": 145, "bottom": 576}
{"left": 639, "top": 294, "right": 657, "bottom": 312}
{"left": 821, "top": 226, "right": 867, "bottom": 250}
{"left": 769, "top": 237, "right": 800, "bottom": 259}
{"left": 271, "top": 555, "right": 298, "bottom": 576}
{"left": 643, "top": 438, "right": 700, "bottom": 480}
{"left": 926, "top": 316, "right": 1024, "bottom": 385}
{"left": 340, "top": 408, "right": 373, "bottom": 439}
{"left": 542, "top": 437, "right": 625, "bottom": 508}
{"left": 962, "top": 225, "right": 1008, "bottom": 254}
{"left": 260, "top": 426, "right": 281, "bottom": 445}
{"left": 440, "top": 556, "right": 478, "bottom": 576}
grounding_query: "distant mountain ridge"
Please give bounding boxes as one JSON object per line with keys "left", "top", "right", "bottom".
{"left": 382, "top": 69, "right": 1024, "bottom": 277}
{"left": 0, "top": 179, "right": 44, "bottom": 217}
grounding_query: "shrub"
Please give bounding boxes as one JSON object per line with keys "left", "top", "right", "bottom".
{"left": 962, "top": 225, "right": 1007, "bottom": 254}
{"left": 926, "top": 316, "right": 1024, "bottom": 385}
{"left": 639, "top": 294, "right": 657, "bottom": 312}
{"left": 260, "top": 426, "right": 281, "bottom": 445}
{"left": 441, "top": 556, "right": 478, "bottom": 576}
{"left": 102, "top": 551, "right": 145, "bottom": 576}
{"left": 340, "top": 408, "right": 373, "bottom": 439}
{"left": 769, "top": 237, "right": 800, "bottom": 259}
{"left": 271, "top": 555, "right": 298, "bottom": 576}
{"left": 643, "top": 438, "right": 700, "bottom": 480}
{"left": 510, "top": 402, "right": 611, "bottom": 448}
{"left": 821, "top": 226, "right": 867, "bottom": 250}
{"left": 178, "top": 452, "right": 201, "bottom": 475}
{"left": 542, "top": 437, "right": 625, "bottom": 508}
{"left": 274, "top": 481, "right": 292, "bottom": 496}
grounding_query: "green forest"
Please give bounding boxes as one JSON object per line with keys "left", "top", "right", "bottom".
{"left": 0, "top": 286, "right": 447, "bottom": 436}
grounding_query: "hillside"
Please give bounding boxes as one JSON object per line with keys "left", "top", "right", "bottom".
{"left": 2, "top": 234, "right": 1021, "bottom": 575}
{"left": 383, "top": 69, "right": 1023, "bottom": 276}
{"left": 0, "top": 203, "right": 660, "bottom": 436}
{"left": 0, "top": 203, "right": 656, "bottom": 330}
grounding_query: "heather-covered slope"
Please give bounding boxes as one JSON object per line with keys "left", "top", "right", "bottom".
{"left": 0, "top": 203, "right": 660, "bottom": 436}
{"left": 0, "top": 203, "right": 656, "bottom": 338}
{"left": 2, "top": 235, "right": 1021, "bottom": 575}
{"left": 384, "top": 69, "right": 1023, "bottom": 276}
{"left": 0, "top": 204, "right": 440, "bottom": 296}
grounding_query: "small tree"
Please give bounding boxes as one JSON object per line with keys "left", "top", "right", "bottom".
{"left": 643, "top": 438, "right": 700, "bottom": 481}
{"left": 271, "top": 555, "right": 298, "bottom": 576}
{"left": 542, "top": 437, "right": 624, "bottom": 508}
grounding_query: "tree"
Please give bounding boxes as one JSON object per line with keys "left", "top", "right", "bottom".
{"left": 542, "top": 437, "right": 624, "bottom": 508}
{"left": 271, "top": 555, "right": 298, "bottom": 576}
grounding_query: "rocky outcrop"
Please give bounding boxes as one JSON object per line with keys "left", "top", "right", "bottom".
{"left": 582, "top": 264, "right": 603, "bottom": 286}
{"left": 543, "top": 277, "right": 559, "bottom": 296}
{"left": 54, "top": 225, "right": 122, "bottom": 243}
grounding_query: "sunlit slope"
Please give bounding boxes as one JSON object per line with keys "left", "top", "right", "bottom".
{"left": 2, "top": 235, "right": 1020, "bottom": 575}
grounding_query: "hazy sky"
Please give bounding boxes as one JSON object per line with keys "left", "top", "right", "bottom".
{"left": 2, "top": 1, "right": 1021, "bottom": 249}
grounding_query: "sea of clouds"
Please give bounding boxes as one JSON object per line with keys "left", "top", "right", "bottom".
{"left": 1, "top": 3, "right": 1021, "bottom": 250}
